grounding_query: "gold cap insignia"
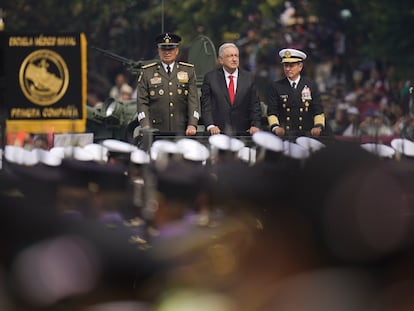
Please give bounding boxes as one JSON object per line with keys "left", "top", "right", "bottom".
{"left": 284, "top": 51, "right": 291, "bottom": 58}
{"left": 164, "top": 33, "right": 171, "bottom": 43}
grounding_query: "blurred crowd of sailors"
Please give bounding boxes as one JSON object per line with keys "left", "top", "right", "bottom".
{"left": 2, "top": 132, "right": 414, "bottom": 310}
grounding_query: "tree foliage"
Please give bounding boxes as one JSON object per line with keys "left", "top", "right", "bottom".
{"left": 2, "top": 0, "right": 414, "bottom": 93}
{"left": 311, "top": 0, "right": 414, "bottom": 74}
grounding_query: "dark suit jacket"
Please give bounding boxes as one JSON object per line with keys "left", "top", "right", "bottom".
{"left": 266, "top": 76, "right": 325, "bottom": 137}
{"left": 200, "top": 67, "right": 262, "bottom": 134}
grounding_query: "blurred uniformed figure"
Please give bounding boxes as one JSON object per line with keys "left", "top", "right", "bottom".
{"left": 208, "top": 133, "right": 245, "bottom": 165}
{"left": 56, "top": 159, "right": 94, "bottom": 221}
{"left": 85, "top": 163, "right": 128, "bottom": 224}
{"left": 137, "top": 33, "right": 200, "bottom": 136}
{"left": 267, "top": 48, "right": 326, "bottom": 139}
{"left": 102, "top": 139, "right": 138, "bottom": 167}
{"left": 128, "top": 149, "right": 151, "bottom": 225}
{"left": 149, "top": 161, "right": 210, "bottom": 236}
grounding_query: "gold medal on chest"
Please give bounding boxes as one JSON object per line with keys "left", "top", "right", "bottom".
{"left": 150, "top": 76, "right": 162, "bottom": 85}
{"left": 177, "top": 71, "right": 189, "bottom": 83}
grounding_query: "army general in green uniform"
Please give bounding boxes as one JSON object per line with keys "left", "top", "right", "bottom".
{"left": 137, "top": 33, "right": 200, "bottom": 135}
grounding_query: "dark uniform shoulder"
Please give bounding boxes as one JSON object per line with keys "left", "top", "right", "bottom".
{"left": 178, "top": 61, "right": 194, "bottom": 67}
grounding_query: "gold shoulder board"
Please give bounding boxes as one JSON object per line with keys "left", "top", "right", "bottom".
{"left": 178, "top": 61, "right": 194, "bottom": 67}
{"left": 142, "top": 62, "right": 157, "bottom": 69}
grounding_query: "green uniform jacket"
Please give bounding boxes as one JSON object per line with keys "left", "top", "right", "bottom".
{"left": 137, "top": 61, "right": 200, "bottom": 133}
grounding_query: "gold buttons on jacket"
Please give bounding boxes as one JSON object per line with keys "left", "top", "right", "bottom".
{"left": 170, "top": 113, "right": 174, "bottom": 117}
{"left": 286, "top": 108, "right": 290, "bottom": 112}
{"left": 169, "top": 92, "right": 173, "bottom": 96}
{"left": 170, "top": 102, "right": 173, "bottom": 107}
{"left": 299, "top": 117, "right": 303, "bottom": 121}
{"left": 286, "top": 116, "right": 290, "bottom": 121}
{"left": 298, "top": 125, "right": 302, "bottom": 130}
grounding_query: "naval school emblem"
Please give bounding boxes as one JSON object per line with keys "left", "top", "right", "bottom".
{"left": 19, "top": 49, "right": 69, "bottom": 106}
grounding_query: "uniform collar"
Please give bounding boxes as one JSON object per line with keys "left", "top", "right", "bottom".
{"left": 288, "top": 75, "right": 301, "bottom": 87}
{"left": 162, "top": 62, "right": 176, "bottom": 71}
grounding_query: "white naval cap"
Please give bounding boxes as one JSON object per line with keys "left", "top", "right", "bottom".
{"left": 34, "top": 148, "right": 62, "bottom": 166}
{"left": 402, "top": 141, "right": 414, "bottom": 157}
{"left": 101, "top": 139, "right": 138, "bottom": 154}
{"left": 50, "top": 146, "right": 99, "bottom": 162}
{"left": 176, "top": 138, "right": 210, "bottom": 162}
{"left": 49, "top": 146, "right": 66, "bottom": 159}
{"left": 360, "top": 143, "right": 395, "bottom": 158}
{"left": 237, "top": 146, "right": 257, "bottom": 164}
{"left": 391, "top": 138, "right": 414, "bottom": 157}
{"left": 252, "top": 131, "right": 284, "bottom": 153}
{"left": 279, "top": 48, "right": 307, "bottom": 63}
{"left": 208, "top": 134, "right": 245, "bottom": 152}
{"left": 296, "top": 136, "right": 325, "bottom": 152}
{"left": 283, "top": 140, "right": 310, "bottom": 160}
{"left": 130, "top": 149, "right": 150, "bottom": 165}
{"left": 83, "top": 143, "right": 109, "bottom": 162}
{"left": 150, "top": 140, "right": 181, "bottom": 161}
{"left": 4, "top": 145, "right": 26, "bottom": 165}
{"left": 72, "top": 146, "right": 96, "bottom": 162}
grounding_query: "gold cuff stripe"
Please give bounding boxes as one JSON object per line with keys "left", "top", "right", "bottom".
{"left": 267, "top": 115, "right": 279, "bottom": 126}
{"left": 314, "top": 113, "right": 325, "bottom": 126}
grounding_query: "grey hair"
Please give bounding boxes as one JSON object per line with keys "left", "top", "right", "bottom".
{"left": 218, "top": 43, "right": 239, "bottom": 57}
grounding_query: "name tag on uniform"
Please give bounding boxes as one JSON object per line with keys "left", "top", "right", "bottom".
{"left": 150, "top": 77, "right": 162, "bottom": 85}
{"left": 177, "top": 71, "right": 189, "bottom": 83}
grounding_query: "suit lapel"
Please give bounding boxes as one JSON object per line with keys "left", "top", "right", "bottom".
{"left": 233, "top": 70, "right": 245, "bottom": 106}
{"left": 218, "top": 69, "right": 231, "bottom": 105}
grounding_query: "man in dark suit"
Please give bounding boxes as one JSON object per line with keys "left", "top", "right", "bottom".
{"left": 267, "top": 48, "right": 326, "bottom": 138}
{"left": 200, "top": 43, "right": 262, "bottom": 135}
{"left": 137, "top": 33, "right": 199, "bottom": 135}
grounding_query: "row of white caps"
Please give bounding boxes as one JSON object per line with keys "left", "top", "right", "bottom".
{"left": 251, "top": 132, "right": 326, "bottom": 161}
{"left": 3, "top": 140, "right": 149, "bottom": 167}
{"left": 2, "top": 134, "right": 330, "bottom": 167}
{"left": 206, "top": 133, "right": 327, "bottom": 163}
{"left": 361, "top": 138, "right": 414, "bottom": 158}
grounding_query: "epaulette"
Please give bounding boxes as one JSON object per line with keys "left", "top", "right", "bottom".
{"left": 141, "top": 62, "right": 157, "bottom": 69}
{"left": 178, "top": 61, "right": 194, "bottom": 67}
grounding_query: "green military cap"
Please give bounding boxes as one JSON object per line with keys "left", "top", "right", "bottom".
{"left": 155, "top": 32, "right": 181, "bottom": 50}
